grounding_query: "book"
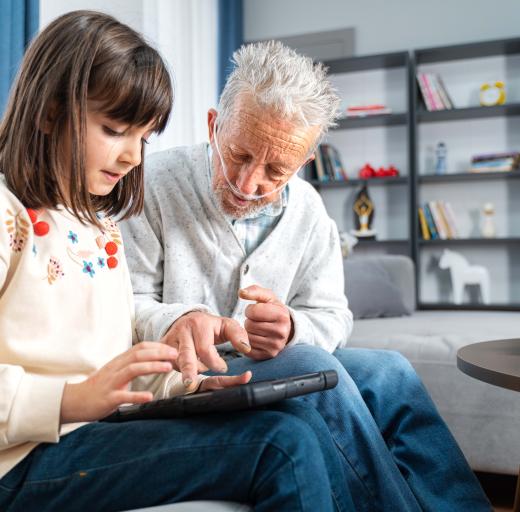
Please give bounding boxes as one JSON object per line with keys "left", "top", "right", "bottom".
{"left": 428, "top": 201, "right": 448, "bottom": 239}
{"left": 345, "top": 104, "right": 392, "bottom": 117}
{"left": 422, "top": 204, "right": 439, "bottom": 239}
{"left": 436, "top": 202, "right": 454, "bottom": 239}
{"left": 426, "top": 74, "right": 446, "bottom": 110}
{"left": 434, "top": 74, "right": 454, "bottom": 109}
{"left": 417, "top": 73, "right": 436, "bottom": 111}
{"left": 314, "top": 148, "right": 326, "bottom": 181}
{"left": 418, "top": 207, "right": 431, "bottom": 240}
{"left": 330, "top": 146, "right": 348, "bottom": 180}
{"left": 443, "top": 202, "right": 459, "bottom": 238}
{"left": 319, "top": 145, "right": 335, "bottom": 180}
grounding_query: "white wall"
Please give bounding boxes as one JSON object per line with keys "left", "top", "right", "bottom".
{"left": 39, "top": 0, "right": 218, "bottom": 152}
{"left": 244, "top": 0, "right": 520, "bottom": 54}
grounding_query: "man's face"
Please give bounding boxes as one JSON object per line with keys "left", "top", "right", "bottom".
{"left": 208, "top": 96, "right": 319, "bottom": 218}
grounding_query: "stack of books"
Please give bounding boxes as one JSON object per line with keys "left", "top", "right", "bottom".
{"left": 418, "top": 201, "right": 459, "bottom": 240}
{"left": 416, "top": 72, "right": 453, "bottom": 111}
{"left": 305, "top": 144, "right": 348, "bottom": 182}
{"left": 343, "top": 104, "right": 392, "bottom": 117}
{"left": 469, "top": 152, "right": 520, "bottom": 173}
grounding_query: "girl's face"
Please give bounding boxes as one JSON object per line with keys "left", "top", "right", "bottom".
{"left": 85, "top": 104, "right": 155, "bottom": 196}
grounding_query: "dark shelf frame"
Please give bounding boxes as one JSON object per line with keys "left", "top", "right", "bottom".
{"left": 324, "top": 51, "right": 408, "bottom": 74}
{"left": 415, "top": 37, "right": 520, "bottom": 64}
{"left": 334, "top": 112, "right": 407, "bottom": 130}
{"left": 356, "top": 239, "right": 409, "bottom": 246}
{"left": 419, "top": 171, "right": 520, "bottom": 183}
{"left": 316, "top": 39, "right": 520, "bottom": 311}
{"left": 311, "top": 176, "right": 408, "bottom": 189}
{"left": 419, "top": 238, "right": 520, "bottom": 246}
{"left": 417, "top": 103, "right": 520, "bottom": 123}
{"left": 419, "top": 302, "right": 520, "bottom": 312}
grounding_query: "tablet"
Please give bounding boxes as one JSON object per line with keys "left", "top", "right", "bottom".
{"left": 101, "top": 370, "right": 338, "bottom": 422}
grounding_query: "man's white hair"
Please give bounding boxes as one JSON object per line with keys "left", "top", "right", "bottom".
{"left": 218, "top": 41, "right": 340, "bottom": 142}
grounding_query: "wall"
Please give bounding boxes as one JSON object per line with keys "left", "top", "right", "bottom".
{"left": 244, "top": 0, "right": 520, "bottom": 54}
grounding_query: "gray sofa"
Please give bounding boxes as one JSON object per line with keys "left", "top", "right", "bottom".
{"left": 346, "top": 255, "right": 520, "bottom": 475}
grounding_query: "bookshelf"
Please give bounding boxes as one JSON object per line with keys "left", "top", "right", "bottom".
{"left": 413, "top": 37, "right": 520, "bottom": 309}
{"left": 310, "top": 37, "right": 520, "bottom": 310}
{"left": 316, "top": 51, "right": 412, "bottom": 252}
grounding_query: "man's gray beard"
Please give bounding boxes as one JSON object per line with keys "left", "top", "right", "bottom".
{"left": 212, "top": 185, "right": 271, "bottom": 219}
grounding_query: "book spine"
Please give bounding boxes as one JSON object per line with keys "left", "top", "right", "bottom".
{"left": 417, "top": 73, "right": 435, "bottom": 111}
{"left": 418, "top": 207, "right": 431, "bottom": 240}
{"left": 436, "top": 202, "right": 453, "bottom": 239}
{"left": 330, "top": 146, "right": 347, "bottom": 181}
{"left": 314, "top": 148, "right": 326, "bottom": 181}
{"left": 426, "top": 74, "right": 445, "bottom": 110}
{"left": 435, "top": 74, "right": 453, "bottom": 109}
{"left": 428, "top": 201, "right": 447, "bottom": 238}
{"left": 320, "top": 145, "right": 336, "bottom": 180}
{"left": 443, "top": 202, "right": 459, "bottom": 238}
{"left": 423, "top": 204, "right": 439, "bottom": 239}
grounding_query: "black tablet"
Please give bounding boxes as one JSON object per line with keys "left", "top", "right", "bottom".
{"left": 101, "top": 370, "right": 338, "bottom": 422}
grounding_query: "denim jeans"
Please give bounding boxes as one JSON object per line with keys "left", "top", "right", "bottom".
{"left": 0, "top": 401, "right": 344, "bottom": 512}
{"left": 221, "top": 345, "right": 492, "bottom": 512}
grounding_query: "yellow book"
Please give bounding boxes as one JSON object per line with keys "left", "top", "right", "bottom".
{"left": 418, "top": 207, "right": 430, "bottom": 240}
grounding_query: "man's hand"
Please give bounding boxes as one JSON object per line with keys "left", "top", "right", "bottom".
{"left": 161, "top": 312, "right": 251, "bottom": 392}
{"left": 239, "top": 285, "right": 294, "bottom": 360}
{"left": 198, "top": 371, "right": 252, "bottom": 392}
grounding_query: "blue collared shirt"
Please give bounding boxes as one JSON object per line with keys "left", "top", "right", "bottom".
{"left": 208, "top": 145, "right": 288, "bottom": 256}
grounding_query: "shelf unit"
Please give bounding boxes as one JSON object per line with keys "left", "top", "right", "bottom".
{"left": 311, "top": 37, "right": 520, "bottom": 310}
{"left": 413, "top": 37, "right": 520, "bottom": 310}
{"left": 316, "top": 50, "right": 412, "bottom": 254}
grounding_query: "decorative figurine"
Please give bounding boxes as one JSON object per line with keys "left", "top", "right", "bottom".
{"left": 481, "top": 202, "right": 496, "bottom": 238}
{"left": 439, "top": 249, "right": 490, "bottom": 304}
{"left": 435, "top": 142, "right": 447, "bottom": 175}
{"left": 358, "top": 163, "right": 376, "bottom": 179}
{"left": 351, "top": 185, "right": 376, "bottom": 238}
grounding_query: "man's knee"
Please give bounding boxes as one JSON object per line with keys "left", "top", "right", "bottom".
{"left": 282, "top": 344, "right": 345, "bottom": 374}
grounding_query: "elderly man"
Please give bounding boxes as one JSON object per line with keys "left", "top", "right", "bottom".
{"left": 122, "top": 42, "right": 490, "bottom": 511}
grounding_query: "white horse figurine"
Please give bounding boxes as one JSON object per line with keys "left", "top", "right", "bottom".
{"left": 439, "top": 249, "right": 490, "bottom": 304}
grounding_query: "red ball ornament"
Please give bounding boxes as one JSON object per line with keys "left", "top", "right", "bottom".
{"left": 107, "top": 256, "right": 118, "bottom": 269}
{"left": 105, "top": 241, "right": 118, "bottom": 256}
{"left": 26, "top": 208, "right": 38, "bottom": 224}
{"left": 33, "top": 221, "right": 49, "bottom": 236}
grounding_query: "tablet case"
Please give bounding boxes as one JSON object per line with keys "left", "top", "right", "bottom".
{"left": 102, "top": 370, "right": 338, "bottom": 422}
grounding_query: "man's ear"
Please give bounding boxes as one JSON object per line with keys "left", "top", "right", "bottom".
{"left": 207, "top": 108, "right": 218, "bottom": 142}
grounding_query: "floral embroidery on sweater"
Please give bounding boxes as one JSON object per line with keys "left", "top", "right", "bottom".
{"left": 4, "top": 209, "right": 30, "bottom": 252}
{"left": 46, "top": 257, "right": 65, "bottom": 284}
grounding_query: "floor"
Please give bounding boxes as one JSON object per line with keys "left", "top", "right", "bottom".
{"left": 477, "top": 472, "right": 517, "bottom": 512}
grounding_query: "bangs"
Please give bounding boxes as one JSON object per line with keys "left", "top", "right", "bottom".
{"left": 88, "top": 45, "right": 172, "bottom": 133}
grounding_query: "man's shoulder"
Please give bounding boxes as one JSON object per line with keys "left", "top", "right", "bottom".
{"left": 288, "top": 176, "right": 329, "bottom": 217}
{"left": 143, "top": 143, "right": 209, "bottom": 186}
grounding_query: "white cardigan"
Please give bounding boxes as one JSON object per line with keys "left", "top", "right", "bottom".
{"left": 122, "top": 143, "right": 353, "bottom": 352}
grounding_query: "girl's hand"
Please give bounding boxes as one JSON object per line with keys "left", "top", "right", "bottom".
{"left": 198, "top": 371, "right": 252, "bottom": 392}
{"left": 61, "top": 342, "right": 178, "bottom": 423}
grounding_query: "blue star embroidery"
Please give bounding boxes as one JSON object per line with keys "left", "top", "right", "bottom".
{"left": 82, "top": 261, "right": 95, "bottom": 278}
{"left": 97, "top": 257, "right": 105, "bottom": 268}
{"left": 32, "top": 244, "right": 37, "bottom": 256}
{"left": 68, "top": 231, "right": 79, "bottom": 244}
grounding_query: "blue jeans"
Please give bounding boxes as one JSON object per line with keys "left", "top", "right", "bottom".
{"left": 221, "top": 345, "right": 492, "bottom": 512}
{"left": 0, "top": 401, "right": 350, "bottom": 512}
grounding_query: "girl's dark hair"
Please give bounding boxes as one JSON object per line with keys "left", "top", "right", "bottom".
{"left": 0, "top": 10, "right": 173, "bottom": 224}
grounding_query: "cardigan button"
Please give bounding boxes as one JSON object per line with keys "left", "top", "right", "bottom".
{"left": 243, "top": 264, "right": 249, "bottom": 275}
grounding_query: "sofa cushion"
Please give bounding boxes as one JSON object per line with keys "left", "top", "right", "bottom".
{"left": 344, "top": 258, "right": 412, "bottom": 319}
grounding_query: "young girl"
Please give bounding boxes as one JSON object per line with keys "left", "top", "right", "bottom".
{"left": 0, "top": 10, "right": 339, "bottom": 511}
